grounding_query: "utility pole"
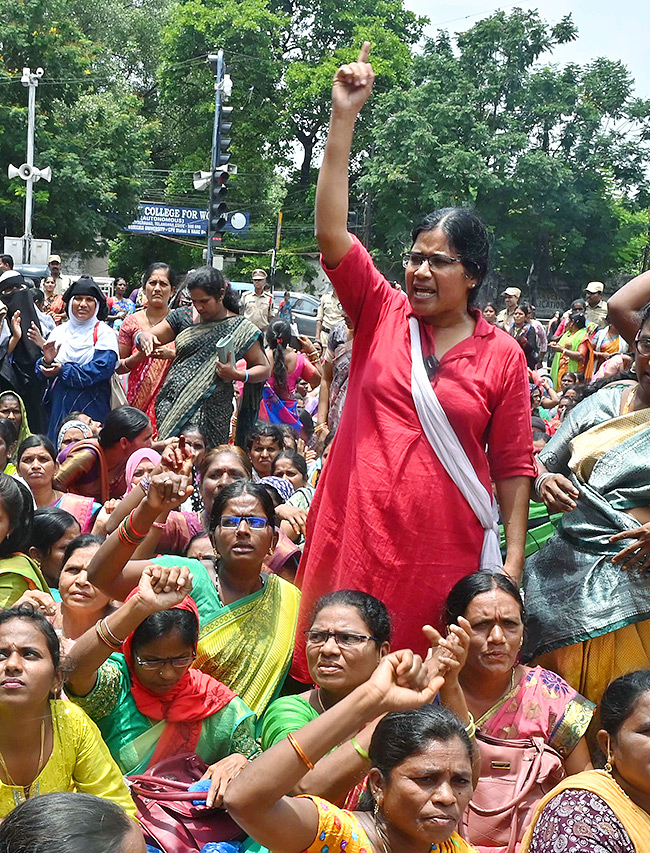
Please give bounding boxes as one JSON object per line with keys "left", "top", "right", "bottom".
{"left": 7, "top": 67, "right": 51, "bottom": 263}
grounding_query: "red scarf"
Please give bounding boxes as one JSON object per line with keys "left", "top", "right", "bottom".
{"left": 121, "top": 594, "right": 236, "bottom": 723}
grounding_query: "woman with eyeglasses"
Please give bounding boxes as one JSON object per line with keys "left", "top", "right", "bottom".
{"left": 292, "top": 43, "right": 535, "bottom": 680}
{"left": 524, "top": 275, "right": 650, "bottom": 718}
{"left": 86, "top": 475, "right": 300, "bottom": 717}
{"left": 65, "top": 563, "right": 261, "bottom": 807}
{"left": 261, "top": 591, "right": 390, "bottom": 805}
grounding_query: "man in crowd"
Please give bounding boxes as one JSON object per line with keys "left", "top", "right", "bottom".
{"left": 496, "top": 286, "right": 521, "bottom": 329}
{"left": 315, "top": 286, "right": 344, "bottom": 349}
{"left": 241, "top": 268, "right": 273, "bottom": 331}
{"left": 0, "top": 255, "right": 13, "bottom": 274}
{"left": 48, "top": 253, "right": 71, "bottom": 295}
{"left": 584, "top": 281, "right": 608, "bottom": 329}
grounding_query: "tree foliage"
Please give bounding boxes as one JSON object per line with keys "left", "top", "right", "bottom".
{"left": 361, "top": 9, "right": 650, "bottom": 296}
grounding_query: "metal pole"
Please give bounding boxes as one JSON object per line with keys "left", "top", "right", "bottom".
{"left": 270, "top": 210, "right": 283, "bottom": 292}
{"left": 207, "top": 50, "right": 224, "bottom": 267}
{"left": 22, "top": 68, "right": 40, "bottom": 263}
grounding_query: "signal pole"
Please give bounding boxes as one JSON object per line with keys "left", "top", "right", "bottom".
{"left": 206, "top": 51, "right": 233, "bottom": 267}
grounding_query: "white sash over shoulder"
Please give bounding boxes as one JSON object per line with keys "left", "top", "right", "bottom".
{"left": 409, "top": 316, "right": 502, "bottom": 571}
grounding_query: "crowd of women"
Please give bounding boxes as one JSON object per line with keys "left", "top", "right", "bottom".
{"left": 0, "top": 41, "right": 649, "bottom": 853}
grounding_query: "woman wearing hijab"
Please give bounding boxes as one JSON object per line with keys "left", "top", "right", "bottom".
{"left": 36, "top": 277, "right": 119, "bottom": 443}
{"left": 124, "top": 447, "right": 162, "bottom": 495}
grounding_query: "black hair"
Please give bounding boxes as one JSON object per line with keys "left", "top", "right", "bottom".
{"left": 0, "top": 255, "right": 13, "bottom": 269}
{"left": 516, "top": 302, "right": 531, "bottom": 316}
{"left": 571, "top": 299, "right": 586, "bottom": 310}
{"left": 209, "top": 479, "right": 276, "bottom": 533}
{"left": 532, "top": 430, "right": 550, "bottom": 445}
{"left": 98, "top": 406, "right": 150, "bottom": 448}
{"left": 482, "top": 301, "right": 497, "bottom": 312}
{"left": 184, "top": 531, "right": 212, "bottom": 558}
{"left": 0, "top": 791, "right": 133, "bottom": 853}
{"left": 0, "top": 605, "right": 60, "bottom": 670}
{"left": 278, "top": 424, "right": 299, "bottom": 450}
{"left": 265, "top": 319, "right": 292, "bottom": 394}
{"left": 600, "top": 670, "right": 650, "bottom": 738}
{"left": 568, "top": 311, "right": 586, "bottom": 329}
{"left": 323, "top": 430, "right": 336, "bottom": 450}
{"left": 17, "top": 433, "right": 57, "bottom": 464}
{"left": 32, "top": 507, "right": 79, "bottom": 558}
{"left": 0, "top": 391, "right": 21, "bottom": 409}
{"left": 410, "top": 207, "right": 490, "bottom": 306}
{"left": 299, "top": 408, "right": 315, "bottom": 439}
{"left": 32, "top": 288, "right": 45, "bottom": 305}
{"left": 245, "top": 421, "right": 284, "bottom": 452}
{"left": 199, "top": 445, "right": 252, "bottom": 479}
{"left": 131, "top": 607, "right": 198, "bottom": 657}
{"left": 186, "top": 266, "right": 240, "bottom": 313}
{"left": 312, "top": 590, "right": 391, "bottom": 644}
{"left": 142, "top": 261, "right": 178, "bottom": 291}
{"left": 62, "top": 533, "right": 104, "bottom": 567}
{"left": 0, "top": 475, "right": 33, "bottom": 558}
{"left": 181, "top": 422, "right": 208, "bottom": 441}
{"left": 359, "top": 706, "right": 473, "bottom": 810}
{"left": 273, "top": 449, "right": 308, "bottom": 481}
{"left": 444, "top": 571, "right": 525, "bottom": 627}
{"left": 0, "top": 418, "right": 18, "bottom": 452}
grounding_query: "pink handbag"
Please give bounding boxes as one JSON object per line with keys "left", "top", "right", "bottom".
{"left": 128, "top": 752, "right": 244, "bottom": 853}
{"left": 459, "top": 732, "right": 565, "bottom": 853}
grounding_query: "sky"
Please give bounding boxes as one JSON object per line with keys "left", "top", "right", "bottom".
{"left": 403, "top": 1, "right": 650, "bottom": 99}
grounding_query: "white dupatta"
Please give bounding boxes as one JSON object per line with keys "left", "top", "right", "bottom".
{"left": 409, "top": 316, "right": 502, "bottom": 571}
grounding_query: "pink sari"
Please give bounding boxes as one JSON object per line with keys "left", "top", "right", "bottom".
{"left": 479, "top": 666, "right": 594, "bottom": 758}
{"left": 119, "top": 311, "right": 175, "bottom": 437}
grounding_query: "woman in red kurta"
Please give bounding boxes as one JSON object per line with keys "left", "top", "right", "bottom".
{"left": 292, "top": 43, "right": 535, "bottom": 680}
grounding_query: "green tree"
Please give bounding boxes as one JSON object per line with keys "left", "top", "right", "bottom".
{"left": 0, "top": 0, "right": 154, "bottom": 254}
{"left": 360, "top": 9, "right": 650, "bottom": 297}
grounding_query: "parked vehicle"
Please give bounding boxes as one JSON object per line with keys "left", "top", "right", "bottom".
{"left": 272, "top": 291, "right": 320, "bottom": 339}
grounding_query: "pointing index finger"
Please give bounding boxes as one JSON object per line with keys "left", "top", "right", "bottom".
{"left": 358, "top": 41, "right": 371, "bottom": 64}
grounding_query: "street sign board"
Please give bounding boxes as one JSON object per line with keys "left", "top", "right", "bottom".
{"left": 126, "top": 204, "right": 249, "bottom": 237}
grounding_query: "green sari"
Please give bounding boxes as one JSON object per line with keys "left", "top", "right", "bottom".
{"left": 0, "top": 553, "right": 50, "bottom": 609}
{"left": 155, "top": 309, "right": 262, "bottom": 448}
{"left": 156, "top": 557, "right": 301, "bottom": 718}
{"left": 68, "top": 654, "right": 260, "bottom": 775}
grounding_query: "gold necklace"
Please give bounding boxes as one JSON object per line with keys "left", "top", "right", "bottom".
{"left": 316, "top": 689, "right": 328, "bottom": 714}
{"left": 0, "top": 720, "right": 46, "bottom": 790}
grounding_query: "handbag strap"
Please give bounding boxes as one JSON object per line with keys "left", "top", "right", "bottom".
{"left": 128, "top": 774, "right": 208, "bottom": 802}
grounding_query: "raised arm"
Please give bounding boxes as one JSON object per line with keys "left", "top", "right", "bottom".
{"left": 315, "top": 43, "right": 374, "bottom": 269}
{"left": 224, "top": 650, "right": 444, "bottom": 853}
{"left": 608, "top": 270, "right": 650, "bottom": 345}
{"left": 65, "top": 565, "right": 193, "bottom": 697}
{"left": 86, "top": 468, "right": 194, "bottom": 600}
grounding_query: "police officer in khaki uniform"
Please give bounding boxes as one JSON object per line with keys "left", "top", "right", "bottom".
{"left": 496, "top": 286, "right": 521, "bottom": 330}
{"left": 241, "top": 269, "right": 273, "bottom": 331}
{"left": 584, "top": 281, "right": 608, "bottom": 329}
{"left": 315, "top": 287, "right": 344, "bottom": 349}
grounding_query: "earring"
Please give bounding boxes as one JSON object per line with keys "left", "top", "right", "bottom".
{"left": 373, "top": 800, "right": 380, "bottom": 819}
{"left": 604, "top": 738, "right": 614, "bottom": 774}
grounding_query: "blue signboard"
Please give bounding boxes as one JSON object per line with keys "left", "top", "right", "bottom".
{"left": 126, "top": 204, "right": 249, "bottom": 237}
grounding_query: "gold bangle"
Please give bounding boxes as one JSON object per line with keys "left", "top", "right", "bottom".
{"left": 287, "top": 732, "right": 315, "bottom": 770}
{"left": 465, "top": 712, "right": 476, "bottom": 740}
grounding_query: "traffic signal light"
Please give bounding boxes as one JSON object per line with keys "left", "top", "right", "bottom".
{"left": 208, "top": 169, "right": 229, "bottom": 234}
{"left": 218, "top": 106, "right": 233, "bottom": 166}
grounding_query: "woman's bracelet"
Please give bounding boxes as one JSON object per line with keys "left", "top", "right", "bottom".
{"left": 534, "top": 472, "right": 554, "bottom": 498}
{"left": 242, "top": 369, "right": 249, "bottom": 384}
{"left": 128, "top": 509, "right": 148, "bottom": 539}
{"left": 315, "top": 423, "right": 328, "bottom": 436}
{"left": 117, "top": 516, "right": 146, "bottom": 547}
{"left": 138, "top": 475, "right": 152, "bottom": 495}
{"left": 95, "top": 619, "right": 122, "bottom": 650}
{"left": 465, "top": 712, "right": 476, "bottom": 740}
{"left": 287, "top": 732, "right": 315, "bottom": 770}
{"left": 134, "top": 331, "right": 142, "bottom": 349}
{"left": 351, "top": 736, "right": 370, "bottom": 760}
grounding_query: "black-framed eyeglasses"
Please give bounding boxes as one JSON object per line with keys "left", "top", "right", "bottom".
{"left": 402, "top": 252, "right": 463, "bottom": 272}
{"left": 304, "top": 630, "right": 379, "bottom": 649}
{"left": 135, "top": 652, "right": 196, "bottom": 670}
{"left": 219, "top": 515, "right": 269, "bottom": 529}
{"left": 634, "top": 334, "right": 650, "bottom": 357}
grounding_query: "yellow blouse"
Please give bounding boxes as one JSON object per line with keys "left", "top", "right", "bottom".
{"left": 0, "top": 700, "right": 136, "bottom": 818}
{"left": 299, "top": 796, "right": 478, "bottom": 853}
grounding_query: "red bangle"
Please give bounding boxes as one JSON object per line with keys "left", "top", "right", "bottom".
{"left": 128, "top": 510, "right": 148, "bottom": 539}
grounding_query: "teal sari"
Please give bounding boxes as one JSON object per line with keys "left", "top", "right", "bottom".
{"left": 523, "top": 383, "right": 650, "bottom": 661}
